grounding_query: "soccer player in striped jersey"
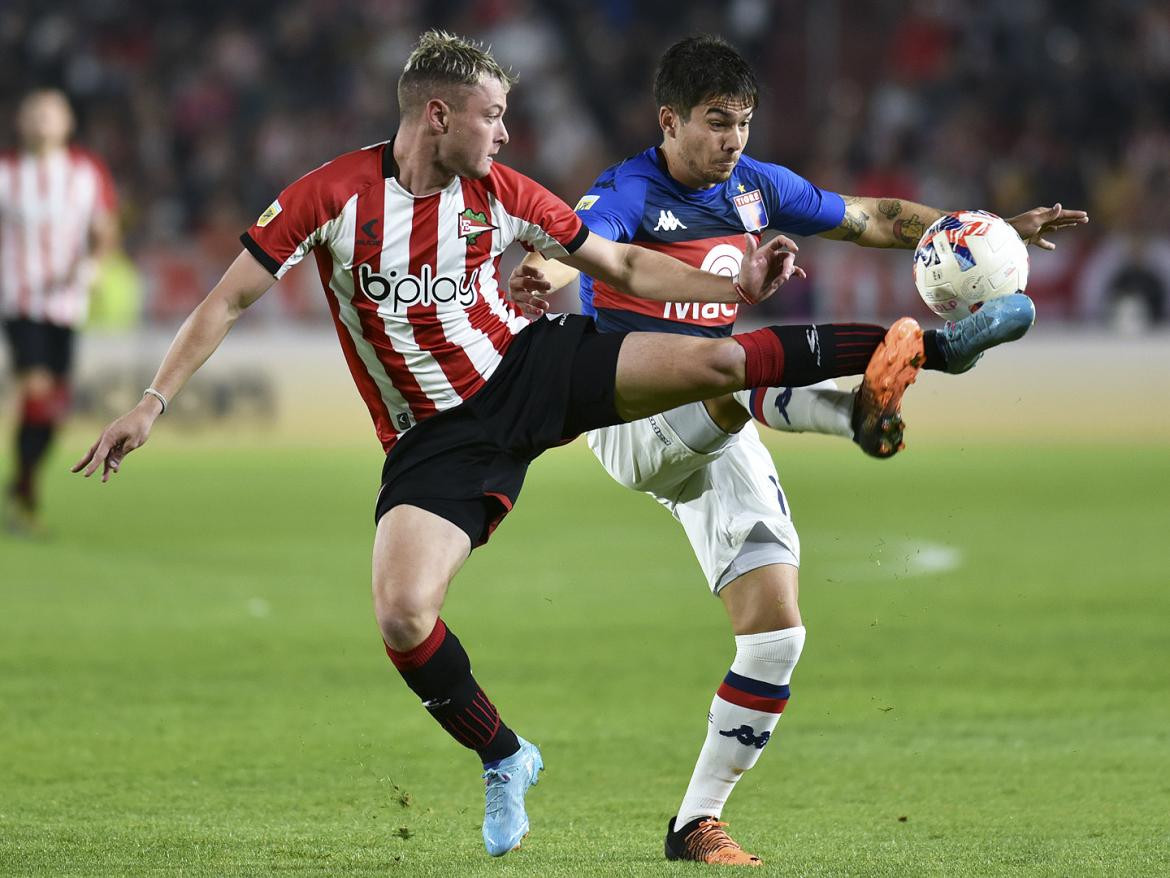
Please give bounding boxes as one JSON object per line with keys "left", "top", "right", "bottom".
{"left": 76, "top": 31, "right": 993, "bottom": 860}
{"left": 511, "top": 36, "right": 1085, "bottom": 866}
{"left": 1, "top": 89, "right": 118, "bottom": 535}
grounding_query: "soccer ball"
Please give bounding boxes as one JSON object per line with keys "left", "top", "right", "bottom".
{"left": 913, "top": 210, "right": 1029, "bottom": 320}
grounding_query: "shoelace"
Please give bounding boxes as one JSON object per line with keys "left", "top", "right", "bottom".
{"left": 685, "top": 819, "right": 744, "bottom": 858}
{"left": 482, "top": 768, "right": 512, "bottom": 819}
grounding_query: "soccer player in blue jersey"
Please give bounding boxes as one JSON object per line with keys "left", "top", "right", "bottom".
{"left": 511, "top": 36, "right": 1086, "bottom": 866}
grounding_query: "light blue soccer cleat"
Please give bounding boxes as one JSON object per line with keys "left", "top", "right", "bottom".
{"left": 937, "top": 292, "right": 1037, "bottom": 374}
{"left": 481, "top": 736, "right": 543, "bottom": 857}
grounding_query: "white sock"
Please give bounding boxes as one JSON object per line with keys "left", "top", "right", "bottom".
{"left": 675, "top": 626, "right": 806, "bottom": 826}
{"left": 733, "top": 381, "right": 854, "bottom": 438}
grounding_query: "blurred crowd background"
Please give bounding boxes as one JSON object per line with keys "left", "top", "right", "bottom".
{"left": 2, "top": 0, "right": 1169, "bottom": 328}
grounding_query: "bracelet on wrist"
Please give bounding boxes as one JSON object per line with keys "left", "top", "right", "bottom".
{"left": 733, "top": 282, "right": 753, "bottom": 305}
{"left": 142, "top": 387, "right": 168, "bottom": 414}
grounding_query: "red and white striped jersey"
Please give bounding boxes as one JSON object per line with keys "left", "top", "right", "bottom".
{"left": 242, "top": 141, "right": 588, "bottom": 452}
{"left": 0, "top": 147, "right": 116, "bottom": 327}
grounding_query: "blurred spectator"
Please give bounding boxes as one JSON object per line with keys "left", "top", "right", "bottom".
{"left": 0, "top": 0, "right": 1165, "bottom": 325}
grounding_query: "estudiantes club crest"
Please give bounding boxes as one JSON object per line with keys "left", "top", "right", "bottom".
{"left": 458, "top": 208, "right": 496, "bottom": 244}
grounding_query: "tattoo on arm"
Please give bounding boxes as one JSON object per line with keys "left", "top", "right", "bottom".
{"left": 878, "top": 199, "right": 902, "bottom": 219}
{"left": 839, "top": 196, "right": 869, "bottom": 242}
{"left": 893, "top": 215, "right": 926, "bottom": 247}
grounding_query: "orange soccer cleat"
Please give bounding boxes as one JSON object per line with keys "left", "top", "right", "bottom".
{"left": 664, "top": 816, "right": 763, "bottom": 867}
{"left": 851, "top": 317, "right": 924, "bottom": 458}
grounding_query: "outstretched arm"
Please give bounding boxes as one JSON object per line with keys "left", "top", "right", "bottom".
{"left": 550, "top": 231, "right": 803, "bottom": 306}
{"left": 821, "top": 196, "right": 1088, "bottom": 250}
{"left": 73, "top": 249, "right": 277, "bottom": 481}
{"left": 820, "top": 197, "right": 943, "bottom": 248}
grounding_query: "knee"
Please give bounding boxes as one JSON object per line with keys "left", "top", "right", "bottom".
{"left": 372, "top": 578, "right": 440, "bottom": 652}
{"left": 699, "top": 340, "right": 745, "bottom": 389}
{"left": 21, "top": 371, "right": 57, "bottom": 402}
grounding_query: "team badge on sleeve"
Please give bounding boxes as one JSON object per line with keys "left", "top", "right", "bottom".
{"left": 256, "top": 200, "right": 282, "bottom": 228}
{"left": 574, "top": 195, "right": 599, "bottom": 211}
{"left": 733, "top": 189, "right": 768, "bottom": 231}
{"left": 458, "top": 208, "right": 497, "bottom": 244}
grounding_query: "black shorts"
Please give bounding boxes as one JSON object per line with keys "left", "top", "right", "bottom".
{"left": 3, "top": 318, "right": 76, "bottom": 377}
{"left": 375, "top": 314, "right": 628, "bottom": 547}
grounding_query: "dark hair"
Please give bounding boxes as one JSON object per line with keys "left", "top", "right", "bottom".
{"left": 653, "top": 35, "right": 758, "bottom": 117}
{"left": 397, "top": 30, "right": 518, "bottom": 114}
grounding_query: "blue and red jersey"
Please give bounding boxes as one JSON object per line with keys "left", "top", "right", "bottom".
{"left": 576, "top": 146, "right": 845, "bottom": 337}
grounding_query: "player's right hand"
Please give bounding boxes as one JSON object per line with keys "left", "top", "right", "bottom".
{"left": 72, "top": 403, "right": 159, "bottom": 483}
{"left": 736, "top": 233, "right": 807, "bottom": 305}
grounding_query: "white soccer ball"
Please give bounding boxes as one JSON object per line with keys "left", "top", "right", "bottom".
{"left": 913, "top": 210, "right": 1029, "bottom": 320}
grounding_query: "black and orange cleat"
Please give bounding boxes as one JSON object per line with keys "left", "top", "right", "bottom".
{"left": 851, "top": 317, "right": 924, "bottom": 459}
{"left": 665, "top": 816, "right": 762, "bottom": 867}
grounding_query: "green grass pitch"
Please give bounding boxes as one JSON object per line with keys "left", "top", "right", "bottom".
{"left": 2, "top": 436, "right": 1168, "bottom": 876}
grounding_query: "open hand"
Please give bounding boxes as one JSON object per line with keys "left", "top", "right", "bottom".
{"left": 1007, "top": 203, "right": 1089, "bottom": 251}
{"left": 72, "top": 403, "right": 159, "bottom": 483}
{"left": 736, "top": 233, "right": 807, "bottom": 304}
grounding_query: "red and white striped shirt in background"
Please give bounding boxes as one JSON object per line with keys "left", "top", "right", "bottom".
{"left": 242, "top": 141, "right": 588, "bottom": 452}
{"left": 0, "top": 147, "right": 117, "bottom": 327}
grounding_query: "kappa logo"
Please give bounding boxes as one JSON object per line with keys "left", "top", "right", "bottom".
{"left": 719, "top": 724, "right": 771, "bottom": 749}
{"left": 458, "top": 208, "right": 496, "bottom": 244}
{"left": 358, "top": 263, "right": 480, "bottom": 310}
{"left": 773, "top": 386, "right": 794, "bottom": 425}
{"left": 653, "top": 209, "right": 688, "bottom": 232}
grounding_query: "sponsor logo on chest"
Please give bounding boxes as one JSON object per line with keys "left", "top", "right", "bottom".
{"left": 658, "top": 242, "right": 742, "bottom": 323}
{"left": 357, "top": 262, "right": 480, "bottom": 310}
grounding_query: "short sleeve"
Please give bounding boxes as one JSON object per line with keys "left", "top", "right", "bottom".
{"left": 240, "top": 172, "right": 331, "bottom": 278}
{"left": 758, "top": 163, "right": 846, "bottom": 236}
{"left": 573, "top": 168, "right": 646, "bottom": 244}
{"left": 486, "top": 164, "right": 588, "bottom": 258}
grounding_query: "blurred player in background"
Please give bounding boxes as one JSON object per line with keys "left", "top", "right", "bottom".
{"left": 2, "top": 89, "right": 118, "bottom": 535}
{"left": 512, "top": 35, "right": 1085, "bottom": 866}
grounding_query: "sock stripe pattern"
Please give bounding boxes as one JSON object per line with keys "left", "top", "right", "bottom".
{"left": 675, "top": 626, "right": 806, "bottom": 826}
{"left": 384, "top": 618, "right": 448, "bottom": 670}
{"left": 749, "top": 388, "right": 766, "bottom": 424}
{"left": 716, "top": 670, "right": 790, "bottom": 714}
{"left": 384, "top": 618, "right": 518, "bottom": 763}
{"left": 734, "top": 323, "right": 887, "bottom": 387}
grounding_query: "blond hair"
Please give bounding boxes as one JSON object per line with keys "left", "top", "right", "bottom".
{"left": 398, "top": 30, "right": 517, "bottom": 114}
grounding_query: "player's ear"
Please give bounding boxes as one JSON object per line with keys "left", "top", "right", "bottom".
{"left": 424, "top": 98, "right": 450, "bottom": 134}
{"left": 659, "top": 105, "right": 678, "bottom": 138}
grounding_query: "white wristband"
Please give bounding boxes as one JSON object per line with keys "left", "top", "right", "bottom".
{"left": 142, "top": 387, "right": 168, "bottom": 414}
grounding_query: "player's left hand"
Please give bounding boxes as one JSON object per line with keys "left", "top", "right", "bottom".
{"left": 737, "top": 233, "right": 807, "bottom": 304}
{"left": 508, "top": 263, "right": 552, "bottom": 318}
{"left": 1007, "top": 203, "right": 1089, "bottom": 251}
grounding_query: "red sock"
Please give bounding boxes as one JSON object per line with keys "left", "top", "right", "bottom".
{"left": 733, "top": 326, "right": 786, "bottom": 388}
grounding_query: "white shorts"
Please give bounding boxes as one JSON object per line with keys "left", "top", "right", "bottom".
{"left": 586, "top": 406, "right": 799, "bottom": 593}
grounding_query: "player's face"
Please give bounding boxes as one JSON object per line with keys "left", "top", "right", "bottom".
{"left": 17, "top": 91, "right": 74, "bottom": 152}
{"left": 668, "top": 97, "right": 754, "bottom": 188}
{"left": 441, "top": 75, "right": 510, "bottom": 179}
